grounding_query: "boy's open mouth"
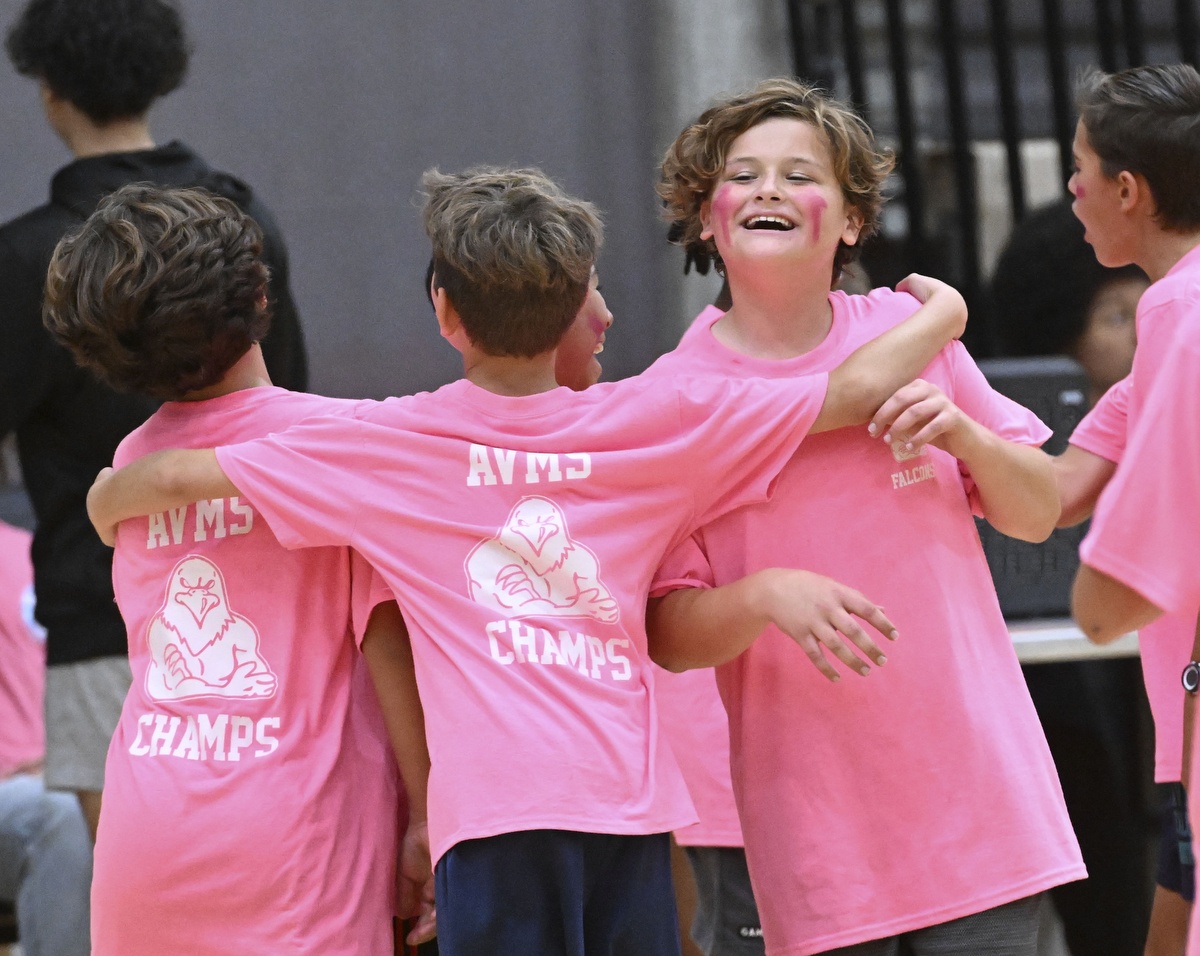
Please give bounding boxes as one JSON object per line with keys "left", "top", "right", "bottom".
{"left": 743, "top": 215, "right": 796, "bottom": 231}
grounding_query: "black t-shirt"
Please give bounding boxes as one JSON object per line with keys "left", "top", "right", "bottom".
{"left": 0, "top": 141, "right": 308, "bottom": 665}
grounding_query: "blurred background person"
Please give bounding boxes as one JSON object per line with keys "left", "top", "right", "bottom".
{"left": 990, "top": 198, "right": 1151, "bottom": 956}
{"left": 0, "top": 514, "right": 92, "bottom": 956}
{"left": 0, "top": 0, "right": 307, "bottom": 845}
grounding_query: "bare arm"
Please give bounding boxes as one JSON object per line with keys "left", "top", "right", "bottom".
{"left": 811, "top": 275, "right": 967, "bottom": 435}
{"left": 1054, "top": 444, "right": 1117, "bottom": 527}
{"left": 646, "top": 569, "right": 898, "bottom": 681}
{"left": 1072, "top": 562, "right": 1162, "bottom": 644}
{"left": 361, "top": 600, "right": 435, "bottom": 946}
{"left": 869, "top": 380, "right": 1060, "bottom": 541}
{"left": 87, "top": 449, "right": 237, "bottom": 546}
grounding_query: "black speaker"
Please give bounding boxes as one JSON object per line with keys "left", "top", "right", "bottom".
{"left": 974, "top": 356, "right": 1091, "bottom": 619}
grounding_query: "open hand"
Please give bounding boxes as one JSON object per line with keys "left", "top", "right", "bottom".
{"left": 756, "top": 569, "right": 898, "bottom": 681}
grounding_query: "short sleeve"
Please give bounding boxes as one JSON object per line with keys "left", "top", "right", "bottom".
{"left": 650, "top": 534, "right": 716, "bottom": 598}
{"left": 1080, "top": 334, "right": 1200, "bottom": 615}
{"left": 349, "top": 550, "right": 396, "bottom": 649}
{"left": 675, "top": 373, "right": 829, "bottom": 531}
{"left": 1069, "top": 375, "right": 1130, "bottom": 463}
{"left": 214, "top": 407, "right": 370, "bottom": 551}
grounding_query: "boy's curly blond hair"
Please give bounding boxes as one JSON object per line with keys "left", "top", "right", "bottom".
{"left": 659, "top": 78, "right": 893, "bottom": 281}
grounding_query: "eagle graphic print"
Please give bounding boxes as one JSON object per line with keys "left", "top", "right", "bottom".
{"left": 465, "top": 496, "right": 619, "bottom": 623}
{"left": 145, "top": 554, "right": 278, "bottom": 700}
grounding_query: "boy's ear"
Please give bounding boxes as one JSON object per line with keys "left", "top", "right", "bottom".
{"left": 842, "top": 206, "right": 865, "bottom": 247}
{"left": 1117, "top": 170, "right": 1155, "bottom": 219}
{"left": 433, "top": 287, "right": 470, "bottom": 353}
{"left": 699, "top": 199, "right": 715, "bottom": 241}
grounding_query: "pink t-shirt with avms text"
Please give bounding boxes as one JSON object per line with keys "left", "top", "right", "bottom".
{"left": 214, "top": 373, "right": 828, "bottom": 865}
{"left": 0, "top": 522, "right": 43, "bottom": 777}
{"left": 1071, "top": 374, "right": 1192, "bottom": 782}
{"left": 648, "top": 291, "right": 1083, "bottom": 956}
{"left": 94, "top": 387, "right": 399, "bottom": 956}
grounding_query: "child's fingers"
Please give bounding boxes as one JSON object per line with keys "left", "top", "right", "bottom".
{"left": 794, "top": 634, "right": 842, "bottom": 682}
{"left": 811, "top": 622, "right": 871, "bottom": 677}
{"left": 857, "top": 603, "right": 899, "bottom": 642}
{"left": 868, "top": 381, "right": 932, "bottom": 437}
{"left": 407, "top": 903, "right": 437, "bottom": 945}
{"left": 828, "top": 608, "right": 887, "bottom": 666}
{"left": 881, "top": 400, "right": 940, "bottom": 445}
{"left": 901, "top": 410, "right": 957, "bottom": 450}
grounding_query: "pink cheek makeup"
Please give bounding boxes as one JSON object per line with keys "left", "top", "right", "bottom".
{"left": 802, "top": 194, "right": 828, "bottom": 243}
{"left": 710, "top": 183, "right": 740, "bottom": 247}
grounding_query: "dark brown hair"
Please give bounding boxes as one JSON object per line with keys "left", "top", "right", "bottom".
{"left": 1076, "top": 64, "right": 1200, "bottom": 231}
{"left": 43, "top": 183, "right": 270, "bottom": 400}
{"left": 421, "top": 167, "right": 603, "bottom": 357}
{"left": 659, "top": 78, "right": 894, "bottom": 281}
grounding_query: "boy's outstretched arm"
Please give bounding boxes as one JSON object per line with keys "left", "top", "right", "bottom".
{"left": 1054, "top": 445, "right": 1117, "bottom": 527}
{"left": 810, "top": 275, "right": 967, "bottom": 435}
{"left": 647, "top": 569, "right": 898, "bottom": 681}
{"left": 88, "top": 449, "right": 236, "bottom": 546}
{"left": 361, "top": 600, "right": 436, "bottom": 946}
{"left": 869, "top": 380, "right": 1060, "bottom": 541}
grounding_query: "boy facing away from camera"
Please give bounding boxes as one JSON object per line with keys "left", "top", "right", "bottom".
{"left": 86, "top": 165, "right": 965, "bottom": 956}
{"left": 643, "top": 79, "right": 1084, "bottom": 956}
{"left": 43, "top": 185, "right": 432, "bottom": 956}
{"left": 1062, "top": 63, "right": 1200, "bottom": 956}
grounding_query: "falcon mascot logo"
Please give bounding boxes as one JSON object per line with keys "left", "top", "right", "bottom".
{"left": 145, "top": 555, "right": 277, "bottom": 700}
{"left": 465, "top": 496, "right": 619, "bottom": 623}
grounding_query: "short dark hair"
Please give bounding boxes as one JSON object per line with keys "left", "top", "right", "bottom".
{"left": 990, "top": 200, "right": 1144, "bottom": 356}
{"left": 6, "top": 0, "right": 188, "bottom": 124}
{"left": 43, "top": 184, "right": 271, "bottom": 400}
{"left": 421, "top": 167, "right": 603, "bottom": 358}
{"left": 1076, "top": 64, "right": 1200, "bottom": 231}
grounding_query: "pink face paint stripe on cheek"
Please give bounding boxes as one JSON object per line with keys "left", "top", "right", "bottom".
{"left": 803, "top": 194, "right": 827, "bottom": 244}
{"left": 711, "top": 184, "right": 738, "bottom": 248}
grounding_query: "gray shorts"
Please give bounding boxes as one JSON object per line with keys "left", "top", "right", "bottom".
{"left": 818, "top": 893, "right": 1043, "bottom": 956}
{"left": 684, "top": 846, "right": 765, "bottom": 956}
{"left": 43, "top": 656, "right": 132, "bottom": 792}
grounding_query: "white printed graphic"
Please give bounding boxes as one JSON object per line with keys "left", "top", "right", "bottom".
{"left": 145, "top": 555, "right": 277, "bottom": 700}
{"left": 889, "top": 439, "right": 929, "bottom": 463}
{"left": 465, "top": 496, "right": 619, "bottom": 623}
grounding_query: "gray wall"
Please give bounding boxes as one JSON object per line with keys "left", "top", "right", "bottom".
{"left": 0, "top": 0, "right": 673, "bottom": 399}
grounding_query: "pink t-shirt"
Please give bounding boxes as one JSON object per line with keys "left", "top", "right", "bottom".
{"left": 652, "top": 667, "right": 742, "bottom": 846}
{"left": 0, "top": 521, "right": 44, "bottom": 777}
{"left": 93, "top": 387, "right": 400, "bottom": 956}
{"left": 648, "top": 291, "right": 1083, "bottom": 956}
{"left": 1071, "top": 374, "right": 1192, "bottom": 782}
{"left": 214, "top": 372, "right": 828, "bottom": 865}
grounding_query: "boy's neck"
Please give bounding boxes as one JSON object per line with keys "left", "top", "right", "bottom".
{"left": 462, "top": 350, "right": 560, "bottom": 396}
{"left": 714, "top": 259, "right": 835, "bottom": 360}
{"left": 1136, "top": 229, "right": 1200, "bottom": 284}
{"left": 181, "top": 345, "right": 273, "bottom": 402}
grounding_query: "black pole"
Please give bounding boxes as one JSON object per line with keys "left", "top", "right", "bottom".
{"left": 1178, "top": 0, "right": 1200, "bottom": 67}
{"left": 1120, "top": 0, "right": 1146, "bottom": 67}
{"left": 1093, "top": 0, "right": 1119, "bottom": 72}
{"left": 884, "top": 0, "right": 925, "bottom": 271}
{"left": 936, "top": 0, "right": 988, "bottom": 353}
{"left": 841, "top": 0, "right": 869, "bottom": 120}
{"left": 988, "top": 0, "right": 1026, "bottom": 223}
{"left": 786, "top": 0, "right": 811, "bottom": 82}
{"left": 1041, "top": 0, "right": 1075, "bottom": 188}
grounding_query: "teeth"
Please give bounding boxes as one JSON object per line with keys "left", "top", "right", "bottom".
{"left": 746, "top": 215, "right": 795, "bottom": 230}
{"left": 594, "top": 343, "right": 604, "bottom": 354}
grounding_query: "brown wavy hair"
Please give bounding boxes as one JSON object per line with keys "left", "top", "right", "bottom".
{"left": 422, "top": 167, "right": 603, "bottom": 357}
{"left": 44, "top": 184, "right": 270, "bottom": 400}
{"left": 659, "top": 78, "right": 893, "bottom": 281}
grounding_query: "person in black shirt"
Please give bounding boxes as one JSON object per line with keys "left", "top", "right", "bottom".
{"left": 0, "top": 0, "right": 307, "bottom": 843}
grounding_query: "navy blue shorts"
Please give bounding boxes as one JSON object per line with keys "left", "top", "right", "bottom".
{"left": 1157, "top": 783, "right": 1195, "bottom": 902}
{"left": 434, "top": 829, "right": 681, "bottom": 956}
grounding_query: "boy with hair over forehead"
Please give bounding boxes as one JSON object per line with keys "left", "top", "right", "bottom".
{"left": 645, "top": 78, "right": 1083, "bottom": 956}
{"left": 87, "top": 165, "right": 965, "bottom": 956}
{"left": 1064, "top": 63, "right": 1200, "bottom": 956}
{"left": 43, "top": 184, "right": 432, "bottom": 956}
